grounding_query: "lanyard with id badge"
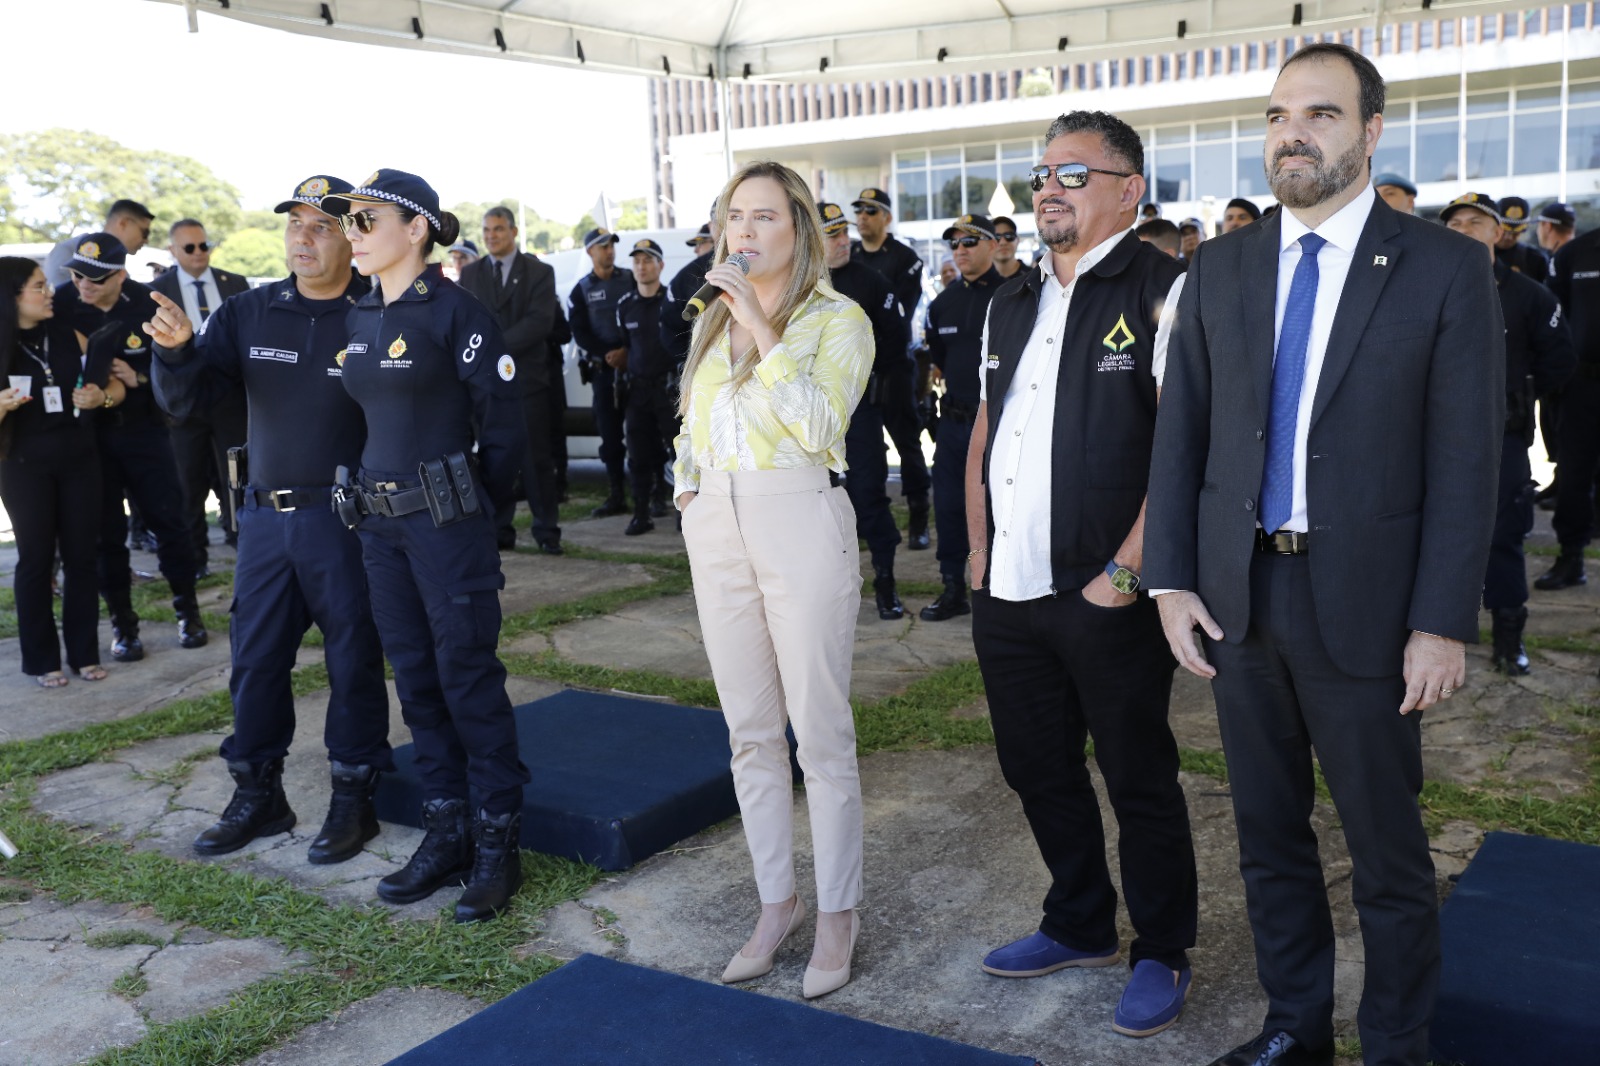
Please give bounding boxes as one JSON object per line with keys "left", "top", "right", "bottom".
{"left": 15, "top": 333, "right": 78, "bottom": 418}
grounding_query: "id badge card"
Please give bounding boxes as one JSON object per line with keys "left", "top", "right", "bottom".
{"left": 42, "top": 386, "right": 63, "bottom": 413}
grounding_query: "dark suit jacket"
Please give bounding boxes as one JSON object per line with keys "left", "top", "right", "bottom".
{"left": 151, "top": 266, "right": 249, "bottom": 308}
{"left": 1145, "top": 195, "right": 1505, "bottom": 677}
{"left": 458, "top": 252, "right": 557, "bottom": 395}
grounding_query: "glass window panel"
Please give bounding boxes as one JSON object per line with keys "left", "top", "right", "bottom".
{"left": 1372, "top": 122, "right": 1412, "bottom": 178}
{"left": 1001, "top": 140, "right": 1034, "bottom": 160}
{"left": 1154, "top": 125, "right": 1191, "bottom": 146}
{"left": 1195, "top": 143, "right": 1232, "bottom": 198}
{"left": 1571, "top": 82, "right": 1600, "bottom": 105}
{"left": 1196, "top": 120, "right": 1232, "bottom": 141}
{"left": 1420, "top": 22, "right": 1433, "bottom": 47}
{"left": 1000, "top": 156, "right": 1035, "bottom": 216}
{"left": 896, "top": 149, "right": 927, "bottom": 166}
{"left": 1464, "top": 114, "right": 1509, "bottom": 178}
{"left": 965, "top": 172, "right": 998, "bottom": 215}
{"left": 930, "top": 148, "right": 960, "bottom": 166}
{"left": 1519, "top": 85, "right": 1563, "bottom": 109}
{"left": 1467, "top": 92, "right": 1509, "bottom": 114}
{"left": 1235, "top": 138, "right": 1268, "bottom": 197}
{"left": 895, "top": 168, "right": 928, "bottom": 223}
{"left": 1415, "top": 120, "right": 1460, "bottom": 182}
{"left": 1550, "top": 8, "right": 1565, "bottom": 30}
{"left": 966, "top": 144, "right": 996, "bottom": 163}
{"left": 1481, "top": 16, "right": 1497, "bottom": 40}
{"left": 1417, "top": 97, "right": 1458, "bottom": 119}
{"left": 1513, "top": 110, "right": 1561, "bottom": 174}
{"left": 1441, "top": 19, "right": 1455, "bottom": 45}
{"left": 1573, "top": 5, "right": 1588, "bottom": 30}
{"left": 1570, "top": 105, "right": 1600, "bottom": 171}
{"left": 931, "top": 166, "right": 963, "bottom": 218}
{"left": 1400, "top": 23, "right": 1415, "bottom": 50}
{"left": 1153, "top": 147, "right": 1192, "bottom": 202}
{"left": 1238, "top": 115, "right": 1266, "bottom": 138}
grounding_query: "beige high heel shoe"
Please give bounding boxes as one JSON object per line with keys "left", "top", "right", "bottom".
{"left": 802, "top": 910, "right": 860, "bottom": 999}
{"left": 721, "top": 896, "right": 807, "bottom": 984}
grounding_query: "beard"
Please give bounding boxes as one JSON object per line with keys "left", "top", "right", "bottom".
{"left": 1036, "top": 197, "right": 1081, "bottom": 253}
{"left": 1267, "top": 135, "right": 1368, "bottom": 209}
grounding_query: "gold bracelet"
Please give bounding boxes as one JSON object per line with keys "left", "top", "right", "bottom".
{"left": 967, "top": 547, "right": 989, "bottom": 558}
{"left": 102, "top": 392, "right": 115, "bottom": 408}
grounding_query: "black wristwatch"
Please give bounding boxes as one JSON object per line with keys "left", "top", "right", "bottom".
{"left": 1104, "top": 559, "right": 1140, "bottom": 595}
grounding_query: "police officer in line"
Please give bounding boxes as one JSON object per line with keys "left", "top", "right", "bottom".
{"left": 1373, "top": 172, "right": 1418, "bottom": 215}
{"left": 1440, "top": 193, "right": 1574, "bottom": 673}
{"left": 851, "top": 187, "right": 932, "bottom": 550}
{"left": 1494, "top": 196, "right": 1551, "bottom": 283}
{"left": 821, "top": 201, "right": 911, "bottom": 619}
{"left": 147, "top": 176, "right": 394, "bottom": 865}
{"left": 614, "top": 239, "right": 679, "bottom": 536}
{"left": 328, "top": 170, "right": 531, "bottom": 924}
{"left": 1532, "top": 201, "right": 1581, "bottom": 506}
{"left": 921, "top": 214, "right": 1004, "bottom": 622}
{"left": 1537, "top": 199, "right": 1600, "bottom": 595}
{"left": 569, "top": 227, "right": 635, "bottom": 517}
{"left": 661, "top": 206, "right": 719, "bottom": 373}
{"left": 54, "top": 234, "right": 207, "bottom": 661}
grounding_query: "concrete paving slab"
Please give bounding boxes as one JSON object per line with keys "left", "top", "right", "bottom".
{"left": 497, "top": 554, "right": 655, "bottom": 618}
{"left": 0, "top": 939, "right": 150, "bottom": 1065}
{"left": 138, "top": 938, "right": 311, "bottom": 1023}
{"left": 560, "top": 512, "right": 688, "bottom": 556}
{"left": 241, "top": 986, "right": 484, "bottom": 1066}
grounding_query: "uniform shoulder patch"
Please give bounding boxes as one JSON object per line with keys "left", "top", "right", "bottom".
{"left": 497, "top": 354, "right": 516, "bottom": 382}
{"left": 462, "top": 332, "right": 483, "bottom": 363}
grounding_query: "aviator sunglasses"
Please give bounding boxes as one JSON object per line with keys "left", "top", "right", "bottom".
{"left": 339, "top": 208, "right": 403, "bottom": 235}
{"left": 946, "top": 236, "right": 986, "bottom": 249}
{"left": 1028, "top": 163, "right": 1135, "bottom": 192}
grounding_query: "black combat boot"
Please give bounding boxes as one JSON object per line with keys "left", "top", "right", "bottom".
{"left": 1490, "top": 606, "right": 1531, "bottom": 675}
{"left": 307, "top": 762, "right": 381, "bottom": 865}
{"left": 624, "top": 509, "right": 655, "bottom": 536}
{"left": 193, "top": 759, "right": 296, "bottom": 855}
{"left": 454, "top": 809, "right": 524, "bottom": 924}
{"left": 376, "top": 798, "right": 474, "bottom": 904}
{"left": 590, "top": 473, "right": 630, "bottom": 518}
{"left": 873, "top": 566, "right": 905, "bottom": 620}
{"left": 111, "top": 612, "right": 144, "bottom": 663}
{"left": 173, "top": 591, "right": 208, "bottom": 649}
{"left": 906, "top": 499, "right": 931, "bottom": 550}
{"left": 919, "top": 577, "right": 971, "bottom": 622}
{"left": 649, "top": 476, "right": 670, "bottom": 518}
{"left": 1533, "top": 549, "right": 1587, "bottom": 590}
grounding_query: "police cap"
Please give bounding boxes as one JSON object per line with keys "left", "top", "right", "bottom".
{"left": 1440, "top": 192, "right": 1500, "bottom": 225}
{"left": 685, "top": 222, "right": 712, "bottom": 246}
{"left": 323, "top": 169, "right": 443, "bottom": 231}
{"left": 1539, "top": 201, "right": 1577, "bottom": 227}
{"left": 1496, "top": 196, "right": 1531, "bottom": 229}
{"left": 583, "top": 227, "right": 621, "bottom": 250}
{"left": 1372, "top": 172, "right": 1418, "bottom": 197}
{"left": 1226, "top": 197, "right": 1262, "bottom": 221}
{"left": 852, "top": 188, "right": 892, "bottom": 212}
{"left": 817, "top": 202, "right": 850, "bottom": 235}
{"left": 275, "top": 174, "right": 355, "bottom": 216}
{"left": 942, "top": 214, "right": 997, "bottom": 241}
{"left": 628, "top": 238, "right": 664, "bottom": 263}
{"left": 68, "top": 233, "right": 127, "bottom": 281}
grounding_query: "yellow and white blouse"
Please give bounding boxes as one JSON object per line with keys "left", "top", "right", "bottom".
{"left": 672, "top": 281, "right": 873, "bottom": 496}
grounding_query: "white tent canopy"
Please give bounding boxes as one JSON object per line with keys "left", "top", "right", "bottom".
{"left": 148, "top": 0, "right": 1540, "bottom": 83}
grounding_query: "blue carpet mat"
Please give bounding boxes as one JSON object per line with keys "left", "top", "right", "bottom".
{"left": 373, "top": 690, "right": 737, "bottom": 871}
{"left": 1430, "top": 831, "right": 1600, "bottom": 1065}
{"left": 387, "top": 954, "right": 1038, "bottom": 1065}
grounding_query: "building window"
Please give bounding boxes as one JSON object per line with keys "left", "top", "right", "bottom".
{"left": 1440, "top": 20, "right": 1455, "bottom": 45}
{"left": 1372, "top": 103, "right": 1412, "bottom": 178}
{"left": 964, "top": 144, "right": 998, "bottom": 215}
{"left": 1514, "top": 108, "right": 1562, "bottom": 175}
{"left": 1570, "top": 83, "right": 1600, "bottom": 170}
{"left": 1572, "top": 5, "right": 1588, "bottom": 30}
{"left": 1400, "top": 23, "right": 1415, "bottom": 50}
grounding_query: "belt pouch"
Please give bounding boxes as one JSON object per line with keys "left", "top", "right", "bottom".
{"left": 420, "top": 456, "right": 464, "bottom": 527}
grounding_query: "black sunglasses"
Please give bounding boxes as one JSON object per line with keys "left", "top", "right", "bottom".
{"left": 854, "top": 205, "right": 883, "bottom": 216}
{"left": 180, "top": 242, "right": 211, "bottom": 254}
{"left": 995, "top": 232, "right": 1018, "bottom": 242}
{"left": 1028, "top": 163, "right": 1135, "bottom": 192}
{"left": 68, "top": 269, "right": 111, "bottom": 284}
{"left": 339, "top": 209, "right": 400, "bottom": 235}
{"left": 946, "top": 236, "right": 984, "bottom": 249}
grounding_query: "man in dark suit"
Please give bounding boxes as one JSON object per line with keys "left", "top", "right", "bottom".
{"left": 458, "top": 206, "right": 562, "bottom": 554}
{"left": 1145, "top": 43, "right": 1503, "bottom": 1066}
{"left": 152, "top": 219, "right": 250, "bottom": 574}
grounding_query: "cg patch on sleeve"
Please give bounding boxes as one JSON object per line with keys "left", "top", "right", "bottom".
{"left": 497, "top": 354, "right": 516, "bottom": 381}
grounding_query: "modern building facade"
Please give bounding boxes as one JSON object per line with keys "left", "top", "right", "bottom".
{"left": 648, "top": 4, "right": 1600, "bottom": 260}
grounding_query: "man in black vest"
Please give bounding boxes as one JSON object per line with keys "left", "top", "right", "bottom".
{"left": 963, "top": 112, "right": 1196, "bottom": 1040}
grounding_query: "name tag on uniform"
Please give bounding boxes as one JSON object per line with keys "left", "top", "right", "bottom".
{"left": 625, "top": 321, "right": 639, "bottom": 330}
{"left": 938, "top": 326, "right": 958, "bottom": 335}
{"left": 42, "top": 386, "right": 63, "bottom": 413}
{"left": 347, "top": 343, "right": 368, "bottom": 355}
{"left": 249, "top": 347, "right": 299, "bottom": 363}
{"left": 985, "top": 356, "right": 1000, "bottom": 369}
{"left": 588, "top": 290, "right": 607, "bottom": 303}
{"left": 1574, "top": 270, "right": 1600, "bottom": 281}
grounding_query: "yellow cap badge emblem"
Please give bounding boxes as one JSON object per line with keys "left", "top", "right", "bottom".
{"left": 80, "top": 241, "right": 100, "bottom": 259}
{"left": 300, "top": 177, "right": 330, "bottom": 198}
{"left": 388, "top": 335, "right": 407, "bottom": 359}
{"left": 364, "top": 171, "right": 381, "bottom": 187}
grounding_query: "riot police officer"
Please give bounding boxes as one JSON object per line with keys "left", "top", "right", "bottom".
{"left": 821, "top": 202, "right": 909, "bottom": 618}
{"left": 921, "top": 214, "right": 1004, "bottom": 621}
{"left": 851, "top": 188, "right": 932, "bottom": 549}
{"left": 328, "top": 170, "right": 530, "bottom": 923}
{"left": 54, "top": 234, "right": 206, "bottom": 660}
{"left": 569, "top": 227, "right": 635, "bottom": 516}
{"left": 1441, "top": 193, "right": 1574, "bottom": 673}
{"left": 147, "top": 176, "right": 394, "bottom": 864}
{"left": 615, "top": 238, "right": 678, "bottom": 535}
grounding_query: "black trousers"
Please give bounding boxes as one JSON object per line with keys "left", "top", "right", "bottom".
{"left": 1552, "top": 375, "right": 1600, "bottom": 549}
{"left": 1484, "top": 434, "right": 1534, "bottom": 610}
{"left": 495, "top": 386, "right": 561, "bottom": 546}
{"left": 0, "top": 448, "right": 102, "bottom": 674}
{"left": 98, "top": 420, "right": 199, "bottom": 617}
{"left": 171, "top": 388, "right": 247, "bottom": 560}
{"left": 548, "top": 367, "right": 569, "bottom": 495}
{"left": 931, "top": 413, "right": 973, "bottom": 582}
{"left": 591, "top": 363, "right": 626, "bottom": 480}
{"left": 624, "top": 379, "right": 677, "bottom": 517}
{"left": 842, "top": 399, "right": 900, "bottom": 571}
{"left": 1207, "top": 552, "right": 1438, "bottom": 1066}
{"left": 881, "top": 362, "right": 929, "bottom": 504}
{"left": 972, "top": 588, "right": 1196, "bottom": 971}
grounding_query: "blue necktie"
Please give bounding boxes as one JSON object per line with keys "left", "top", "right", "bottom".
{"left": 1259, "top": 231, "right": 1326, "bottom": 534}
{"left": 194, "top": 280, "right": 211, "bottom": 323}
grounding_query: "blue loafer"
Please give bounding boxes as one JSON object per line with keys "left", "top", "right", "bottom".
{"left": 981, "top": 930, "right": 1120, "bottom": 977}
{"left": 1113, "top": 959, "right": 1192, "bottom": 1037}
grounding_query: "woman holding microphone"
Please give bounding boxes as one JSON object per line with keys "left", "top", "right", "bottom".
{"left": 673, "top": 161, "right": 873, "bottom": 998}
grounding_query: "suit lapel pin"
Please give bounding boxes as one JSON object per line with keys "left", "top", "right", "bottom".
{"left": 1373, "top": 255, "right": 1389, "bottom": 266}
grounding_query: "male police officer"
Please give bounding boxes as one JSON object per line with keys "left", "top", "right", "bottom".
{"left": 569, "top": 227, "right": 635, "bottom": 516}
{"left": 45, "top": 199, "right": 154, "bottom": 287}
{"left": 1222, "top": 198, "right": 1262, "bottom": 232}
{"left": 922, "top": 214, "right": 1003, "bottom": 622}
{"left": 1442, "top": 193, "right": 1573, "bottom": 673}
{"left": 852, "top": 188, "right": 932, "bottom": 549}
{"left": 55, "top": 234, "right": 206, "bottom": 660}
{"left": 148, "top": 176, "right": 394, "bottom": 864}
{"left": 822, "top": 202, "right": 910, "bottom": 618}
{"left": 1495, "top": 196, "right": 1551, "bottom": 282}
{"left": 1373, "top": 172, "right": 1417, "bottom": 215}
{"left": 992, "top": 216, "right": 1025, "bottom": 280}
{"left": 615, "top": 239, "right": 678, "bottom": 535}
{"left": 1537, "top": 201, "right": 1577, "bottom": 256}
{"left": 662, "top": 205, "right": 721, "bottom": 374}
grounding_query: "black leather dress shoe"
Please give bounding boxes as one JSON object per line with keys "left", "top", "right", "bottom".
{"left": 537, "top": 538, "right": 565, "bottom": 556}
{"left": 1204, "top": 1030, "right": 1332, "bottom": 1066}
{"left": 178, "top": 610, "right": 208, "bottom": 649}
{"left": 624, "top": 515, "right": 655, "bottom": 536}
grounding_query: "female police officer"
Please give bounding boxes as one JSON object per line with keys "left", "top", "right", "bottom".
{"left": 328, "top": 170, "right": 530, "bottom": 923}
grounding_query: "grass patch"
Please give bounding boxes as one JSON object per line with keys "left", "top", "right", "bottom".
{"left": 110, "top": 968, "right": 149, "bottom": 999}
{"left": 86, "top": 928, "right": 167, "bottom": 950}
{"left": 499, "top": 570, "right": 693, "bottom": 643}
{"left": 853, "top": 660, "right": 993, "bottom": 753}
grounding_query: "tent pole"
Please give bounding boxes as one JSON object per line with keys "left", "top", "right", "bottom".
{"left": 718, "top": 46, "right": 735, "bottom": 179}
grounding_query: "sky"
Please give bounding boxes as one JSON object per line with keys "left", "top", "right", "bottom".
{"left": 2, "top": 0, "right": 653, "bottom": 224}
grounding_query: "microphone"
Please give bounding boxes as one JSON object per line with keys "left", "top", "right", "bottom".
{"left": 681, "top": 252, "right": 749, "bottom": 321}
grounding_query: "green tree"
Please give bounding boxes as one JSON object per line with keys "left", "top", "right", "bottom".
{"left": 211, "top": 228, "right": 286, "bottom": 280}
{"left": 616, "top": 197, "right": 648, "bottom": 231}
{"left": 0, "top": 128, "right": 243, "bottom": 243}
{"left": 571, "top": 213, "right": 598, "bottom": 244}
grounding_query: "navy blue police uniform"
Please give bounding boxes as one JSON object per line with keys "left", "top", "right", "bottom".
{"left": 152, "top": 272, "right": 393, "bottom": 773}
{"left": 341, "top": 262, "right": 531, "bottom": 816}
{"left": 1536, "top": 224, "right": 1600, "bottom": 591}
{"left": 661, "top": 248, "right": 712, "bottom": 371}
{"left": 568, "top": 258, "right": 634, "bottom": 502}
{"left": 615, "top": 255, "right": 679, "bottom": 531}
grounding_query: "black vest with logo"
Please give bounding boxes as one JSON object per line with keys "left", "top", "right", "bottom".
{"left": 982, "top": 231, "right": 1183, "bottom": 593}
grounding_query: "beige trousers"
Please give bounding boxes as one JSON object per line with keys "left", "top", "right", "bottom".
{"left": 683, "top": 466, "right": 864, "bottom": 913}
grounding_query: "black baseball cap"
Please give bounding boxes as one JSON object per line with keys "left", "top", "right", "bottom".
{"left": 1226, "top": 198, "right": 1262, "bottom": 221}
{"left": 1440, "top": 192, "right": 1500, "bottom": 224}
{"left": 942, "top": 214, "right": 996, "bottom": 241}
{"left": 323, "top": 169, "right": 444, "bottom": 231}
{"left": 1539, "top": 202, "right": 1577, "bottom": 227}
{"left": 685, "top": 222, "right": 713, "bottom": 246}
{"left": 852, "top": 188, "right": 892, "bottom": 212}
{"left": 991, "top": 215, "right": 1016, "bottom": 232}
{"left": 817, "top": 202, "right": 849, "bottom": 234}
{"left": 275, "top": 174, "right": 355, "bottom": 216}
{"left": 1497, "top": 196, "right": 1532, "bottom": 228}
{"left": 628, "top": 238, "right": 664, "bottom": 262}
{"left": 68, "top": 233, "right": 127, "bottom": 281}
{"left": 583, "top": 227, "right": 621, "bottom": 250}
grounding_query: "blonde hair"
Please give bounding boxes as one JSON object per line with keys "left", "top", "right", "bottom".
{"left": 677, "top": 161, "right": 829, "bottom": 416}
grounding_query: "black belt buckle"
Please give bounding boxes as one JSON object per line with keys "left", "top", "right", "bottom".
{"left": 1257, "top": 529, "right": 1310, "bottom": 555}
{"left": 269, "top": 489, "right": 299, "bottom": 512}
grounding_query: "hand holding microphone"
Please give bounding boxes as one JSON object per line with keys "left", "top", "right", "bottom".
{"left": 681, "top": 252, "right": 750, "bottom": 321}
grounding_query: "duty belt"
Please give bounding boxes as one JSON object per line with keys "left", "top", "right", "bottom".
{"left": 253, "top": 487, "right": 332, "bottom": 512}
{"left": 356, "top": 478, "right": 431, "bottom": 519}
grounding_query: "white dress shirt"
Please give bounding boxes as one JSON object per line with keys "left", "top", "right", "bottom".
{"left": 980, "top": 230, "right": 1185, "bottom": 602}
{"left": 179, "top": 267, "right": 222, "bottom": 327}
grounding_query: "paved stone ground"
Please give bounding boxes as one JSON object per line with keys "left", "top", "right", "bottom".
{"left": 0, "top": 465, "right": 1595, "bottom": 1065}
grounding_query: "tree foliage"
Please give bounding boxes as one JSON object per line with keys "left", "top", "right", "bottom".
{"left": 0, "top": 129, "right": 244, "bottom": 244}
{"left": 212, "top": 228, "right": 286, "bottom": 280}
